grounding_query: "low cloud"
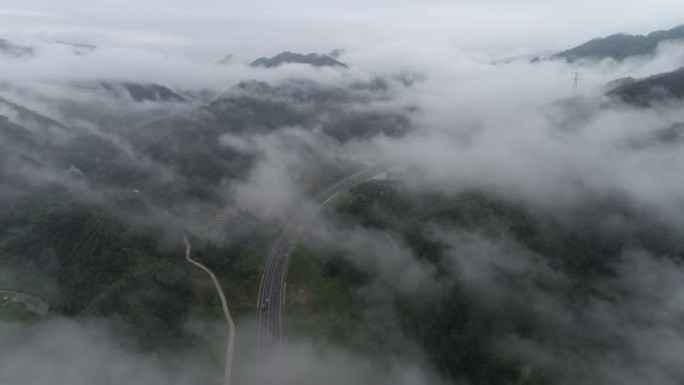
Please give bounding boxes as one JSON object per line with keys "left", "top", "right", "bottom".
{"left": 4, "top": 15, "right": 684, "bottom": 385}
{"left": 0, "top": 318, "right": 217, "bottom": 385}
{"left": 0, "top": 317, "right": 447, "bottom": 385}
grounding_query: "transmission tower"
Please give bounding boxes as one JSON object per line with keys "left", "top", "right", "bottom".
{"left": 571, "top": 72, "right": 582, "bottom": 90}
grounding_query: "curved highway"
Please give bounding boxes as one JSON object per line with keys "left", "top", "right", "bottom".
{"left": 256, "top": 162, "right": 391, "bottom": 368}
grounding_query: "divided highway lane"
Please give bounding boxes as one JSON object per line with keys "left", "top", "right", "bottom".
{"left": 256, "top": 162, "right": 392, "bottom": 368}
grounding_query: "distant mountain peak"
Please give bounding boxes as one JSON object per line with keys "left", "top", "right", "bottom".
{"left": 250, "top": 51, "right": 348, "bottom": 68}
{"left": 216, "top": 54, "right": 234, "bottom": 65}
{"left": 328, "top": 49, "right": 345, "bottom": 59}
{"left": 0, "top": 38, "right": 34, "bottom": 58}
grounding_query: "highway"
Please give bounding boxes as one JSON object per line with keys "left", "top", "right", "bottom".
{"left": 255, "top": 162, "right": 391, "bottom": 370}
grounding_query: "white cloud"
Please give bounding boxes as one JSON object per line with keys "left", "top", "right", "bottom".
{"left": 0, "top": 8, "right": 55, "bottom": 18}
{"left": 2, "top": 1, "right": 684, "bottom": 59}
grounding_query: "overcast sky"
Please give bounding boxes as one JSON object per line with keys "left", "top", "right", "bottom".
{"left": 1, "top": 1, "right": 683, "bottom": 61}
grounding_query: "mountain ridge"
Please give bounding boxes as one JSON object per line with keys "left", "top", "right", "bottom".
{"left": 554, "top": 24, "right": 684, "bottom": 62}
{"left": 250, "top": 51, "right": 348, "bottom": 68}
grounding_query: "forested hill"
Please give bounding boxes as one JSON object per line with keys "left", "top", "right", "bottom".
{"left": 607, "top": 66, "right": 684, "bottom": 106}
{"left": 553, "top": 24, "right": 684, "bottom": 62}
{"left": 319, "top": 180, "right": 683, "bottom": 384}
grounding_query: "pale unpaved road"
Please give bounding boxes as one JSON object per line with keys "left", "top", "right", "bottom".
{"left": 184, "top": 237, "right": 235, "bottom": 385}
